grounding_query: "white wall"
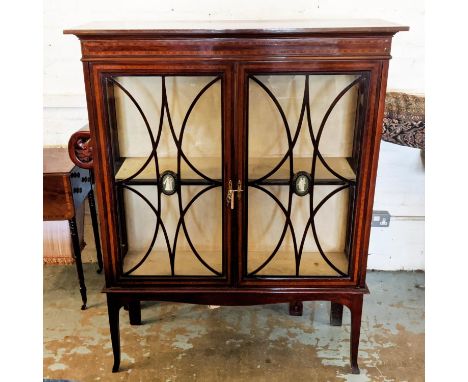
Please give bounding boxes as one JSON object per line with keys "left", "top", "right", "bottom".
{"left": 368, "top": 142, "right": 425, "bottom": 270}
{"left": 43, "top": 0, "right": 425, "bottom": 270}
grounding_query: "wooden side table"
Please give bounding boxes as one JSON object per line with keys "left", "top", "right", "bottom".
{"left": 43, "top": 147, "right": 103, "bottom": 310}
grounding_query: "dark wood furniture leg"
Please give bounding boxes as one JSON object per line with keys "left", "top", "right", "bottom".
{"left": 289, "top": 301, "right": 303, "bottom": 316}
{"left": 68, "top": 217, "right": 87, "bottom": 310}
{"left": 87, "top": 185, "right": 103, "bottom": 273}
{"left": 330, "top": 302, "right": 344, "bottom": 326}
{"left": 349, "top": 295, "right": 364, "bottom": 374}
{"left": 128, "top": 301, "right": 142, "bottom": 325}
{"left": 107, "top": 295, "right": 121, "bottom": 373}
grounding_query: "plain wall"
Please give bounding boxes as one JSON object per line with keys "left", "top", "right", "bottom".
{"left": 43, "top": 0, "right": 425, "bottom": 270}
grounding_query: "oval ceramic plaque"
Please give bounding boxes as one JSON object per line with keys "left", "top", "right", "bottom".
{"left": 160, "top": 170, "right": 178, "bottom": 195}
{"left": 292, "top": 171, "right": 311, "bottom": 196}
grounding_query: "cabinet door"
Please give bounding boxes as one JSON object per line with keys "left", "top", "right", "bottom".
{"left": 94, "top": 63, "right": 234, "bottom": 283}
{"left": 237, "top": 62, "right": 379, "bottom": 286}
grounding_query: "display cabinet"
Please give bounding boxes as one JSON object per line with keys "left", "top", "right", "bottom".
{"left": 65, "top": 20, "right": 407, "bottom": 374}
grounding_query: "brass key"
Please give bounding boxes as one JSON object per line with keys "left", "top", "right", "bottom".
{"left": 237, "top": 180, "right": 243, "bottom": 200}
{"left": 227, "top": 180, "right": 233, "bottom": 209}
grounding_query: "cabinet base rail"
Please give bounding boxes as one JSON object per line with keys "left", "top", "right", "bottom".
{"left": 106, "top": 288, "right": 367, "bottom": 374}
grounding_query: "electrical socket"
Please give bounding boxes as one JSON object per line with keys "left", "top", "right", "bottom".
{"left": 371, "top": 210, "right": 391, "bottom": 227}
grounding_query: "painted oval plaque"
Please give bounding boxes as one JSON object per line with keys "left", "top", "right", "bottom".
{"left": 292, "top": 171, "right": 311, "bottom": 196}
{"left": 160, "top": 170, "right": 178, "bottom": 195}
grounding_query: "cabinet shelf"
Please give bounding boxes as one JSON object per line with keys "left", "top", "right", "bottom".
{"left": 123, "top": 249, "right": 223, "bottom": 276}
{"left": 115, "top": 156, "right": 356, "bottom": 185}
{"left": 122, "top": 249, "right": 348, "bottom": 277}
{"left": 115, "top": 157, "right": 221, "bottom": 185}
{"left": 248, "top": 157, "right": 356, "bottom": 185}
{"left": 248, "top": 250, "right": 349, "bottom": 277}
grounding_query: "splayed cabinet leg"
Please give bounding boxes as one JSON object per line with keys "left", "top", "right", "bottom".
{"left": 289, "top": 301, "right": 303, "bottom": 316}
{"left": 330, "top": 302, "right": 343, "bottom": 326}
{"left": 107, "top": 296, "right": 122, "bottom": 373}
{"left": 129, "top": 300, "right": 142, "bottom": 325}
{"left": 349, "top": 295, "right": 363, "bottom": 374}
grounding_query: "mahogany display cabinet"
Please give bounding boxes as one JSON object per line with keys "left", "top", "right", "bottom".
{"left": 65, "top": 20, "right": 408, "bottom": 374}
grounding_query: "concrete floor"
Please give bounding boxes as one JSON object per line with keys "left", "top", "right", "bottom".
{"left": 43, "top": 264, "right": 424, "bottom": 382}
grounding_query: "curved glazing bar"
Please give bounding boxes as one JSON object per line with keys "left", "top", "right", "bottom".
{"left": 247, "top": 73, "right": 364, "bottom": 277}
{"left": 107, "top": 74, "right": 223, "bottom": 277}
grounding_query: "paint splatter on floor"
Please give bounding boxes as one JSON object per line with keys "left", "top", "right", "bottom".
{"left": 44, "top": 265, "right": 424, "bottom": 381}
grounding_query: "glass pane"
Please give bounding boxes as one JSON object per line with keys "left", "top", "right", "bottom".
{"left": 105, "top": 75, "right": 223, "bottom": 277}
{"left": 247, "top": 73, "right": 364, "bottom": 277}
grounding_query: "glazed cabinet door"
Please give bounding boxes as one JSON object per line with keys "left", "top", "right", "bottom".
{"left": 92, "top": 63, "right": 234, "bottom": 284}
{"left": 236, "top": 61, "right": 380, "bottom": 286}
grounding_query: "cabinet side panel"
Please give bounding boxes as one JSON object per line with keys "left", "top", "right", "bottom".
{"left": 84, "top": 61, "right": 121, "bottom": 285}
{"left": 357, "top": 60, "right": 389, "bottom": 287}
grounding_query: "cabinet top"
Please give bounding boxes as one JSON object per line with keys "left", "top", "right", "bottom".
{"left": 43, "top": 147, "right": 74, "bottom": 174}
{"left": 64, "top": 19, "right": 409, "bottom": 38}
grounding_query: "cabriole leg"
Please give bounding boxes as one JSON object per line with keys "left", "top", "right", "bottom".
{"left": 128, "top": 301, "right": 142, "bottom": 325}
{"left": 289, "top": 301, "right": 303, "bottom": 316}
{"left": 69, "top": 217, "right": 87, "bottom": 310}
{"left": 330, "top": 302, "right": 344, "bottom": 326}
{"left": 107, "top": 295, "right": 122, "bottom": 373}
{"left": 349, "top": 295, "right": 364, "bottom": 374}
